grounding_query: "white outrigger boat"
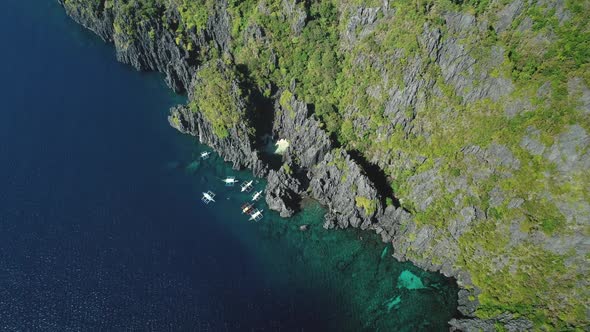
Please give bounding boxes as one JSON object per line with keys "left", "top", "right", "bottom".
{"left": 251, "top": 190, "right": 263, "bottom": 201}
{"left": 241, "top": 180, "right": 254, "bottom": 192}
{"left": 200, "top": 151, "right": 211, "bottom": 159}
{"left": 201, "top": 191, "right": 216, "bottom": 204}
{"left": 249, "top": 209, "right": 263, "bottom": 222}
{"left": 222, "top": 176, "right": 239, "bottom": 187}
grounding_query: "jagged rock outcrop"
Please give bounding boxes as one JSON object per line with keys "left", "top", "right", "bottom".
{"left": 111, "top": 12, "right": 195, "bottom": 93}
{"left": 270, "top": 93, "right": 383, "bottom": 230}
{"left": 449, "top": 313, "right": 533, "bottom": 332}
{"left": 60, "top": 0, "right": 229, "bottom": 93}
{"left": 309, "top": 150, "right": 382, "bottom": 230}
{"left": 272, "top": 94, "right": 332, "bottom": 168}
{"left": 265, "top": 164, "right": 303, "bottom": 217}
{"left": 59, "top": 0, "right": 114, "bottom": 41}
{"left": 372, "top": 206, "right": 412, "bottom": 243}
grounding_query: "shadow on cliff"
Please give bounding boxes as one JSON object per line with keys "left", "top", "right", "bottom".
{"left": 307, "top": 103, "right": 343, "bottom": 149}
{"left": 348, "top": 150, "right": 401, "bottom": 209}
{"left": 235, "top": 64, "right": 283, "bottom": 170}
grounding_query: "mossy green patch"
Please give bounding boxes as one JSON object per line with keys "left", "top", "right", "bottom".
{"left": 189, "top": 62, "right": 245, "bottom": 138}
{"left": 355, "top": 196, "right": 377, "bottom": 216}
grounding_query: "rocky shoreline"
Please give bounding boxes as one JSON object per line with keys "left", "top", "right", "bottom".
{"left": 58, "top": 1, "right": 536, "bottom": 330}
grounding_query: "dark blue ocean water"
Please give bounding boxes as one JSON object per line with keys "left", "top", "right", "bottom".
{"left": 0, "top": 1, "right": 458, "bottom": 331}
{"left": 0, "top": 1, "right": 288, "bottom": 330}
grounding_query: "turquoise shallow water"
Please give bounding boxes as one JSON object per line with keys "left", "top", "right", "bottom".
{"left": 177, "top": 147, "right": 459, "bottom": 331}
{"left": 0, "top": 0, "right": 458, "bottom": 330}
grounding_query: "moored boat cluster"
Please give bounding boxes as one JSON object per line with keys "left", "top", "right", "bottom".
{"left": 201, "top": 151, "right": 264, "bottom": 222}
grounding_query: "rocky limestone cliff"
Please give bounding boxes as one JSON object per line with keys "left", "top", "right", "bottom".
{"left": 268, "top": 93, "right": 383, "bottom": 229}
{"left": 169, "top": 103, "right": 267, "bottom": 176}
{"left": 265, "top": 165, "right": 303, "bottom": 217}
{"left": 168, "top": 59, "right": 267, "bottom": 176}
{"left": 61, "top": 0, "right": 196, "bottom": 92}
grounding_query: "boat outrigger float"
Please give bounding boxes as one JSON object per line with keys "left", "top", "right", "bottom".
{"left": 222, "top": 177, "right": 238, "bottom": 187}
{"left": 201, "top": 191, "right": 216, "bottom": 204}
{"left": 241, "top": 180, "right": 254, "bottom": 192}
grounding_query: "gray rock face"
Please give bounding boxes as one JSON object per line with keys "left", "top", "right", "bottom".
{"left": 456, "top": 288, "right": 480, "bottom": 317}
{"left": 505, "top": 97, "right": 533, "bottom": 118}
{"left": 568, "top": 77, "right": 590, "bottom": 114}
{"left": 271, "top": 93, "right": 383, "bottom": 230}
{"left": 281, "top": 0, "right": 307, "bottom": 35}
{"left": 112, "top": 15, "right": 195, "bottom": 93}
{"left": 545, "top": 125, "right": 590, "bottom": 174}
{"left": 520, "top": 127, "right": 546, "bottom": 155}
{"left": 438, "top": 22, "right": 513, "bottom": 104}
{"left": 343, "top": 6, "right": 381, "bottom": 47}
{"left": 265, "top": 165, "right": 303, "bottom": 217}
{"left": 383, "top": 26, "right": 439, "bottom": 135}
{"left": 450, "top": 313, "right": 533, "bottom": 332}
{"left": 309, "top": 149, "right": 383, "bottom": 230}
{"left": 61, "top": 1, "right": 115, "bottom": 41}
{"left": 462, "top": 143, "right": 520, "bottom": 181}
{"left": 60, "top": 0, "right": 235, "bottom": 93}
{"left": 205, "top": 0, "right": 232, "bottom": 52}
{"left": 272, "top": 93, "right": 332, "bottom": 168}
{"left": 374, "top": 206, "right": 413, "bottom": 243}
{"left": 494, "top": 0, "right": 526, "bottom": 33}
{"left": 536, "top": 0, "right": 571, "bottom": 25}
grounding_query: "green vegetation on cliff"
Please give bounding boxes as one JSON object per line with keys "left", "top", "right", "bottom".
{"left": 175, "top": 0, "right": 212, "bottom": 32}
{"left": 189, "top": 61, "right": 246, "bottom": 138}
{"left": 355, "top": 196, "right": 377, "bottom": 216}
